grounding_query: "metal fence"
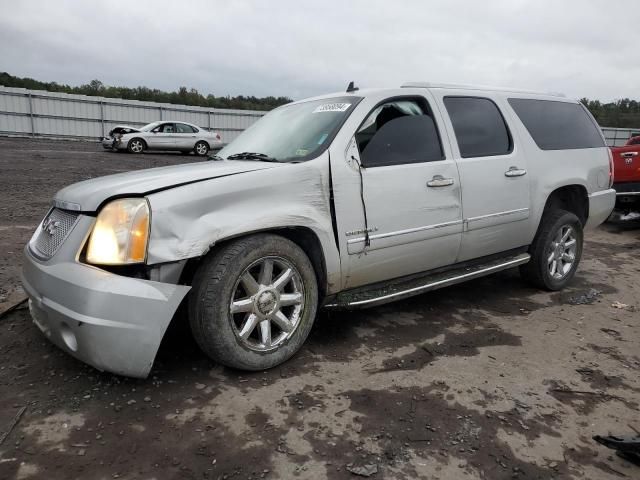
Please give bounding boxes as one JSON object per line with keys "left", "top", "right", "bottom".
{"left": 1, "top": 85, "right": 638, "bottom": 147}
{"left": 0, "top": 86, "right": 265, "bottom": 143}
{"left": 601, "top": 127, "right": 640, "bottom": 147}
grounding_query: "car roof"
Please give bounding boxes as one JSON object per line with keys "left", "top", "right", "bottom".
{"left": 400, "top": 81, "right": 566, "bottom": 97}
{"left": 162, "top": 120, "right": 198, "bottom": 126}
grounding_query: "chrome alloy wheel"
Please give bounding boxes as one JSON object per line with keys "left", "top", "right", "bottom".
{"left": 547, "top": 225, "right": 577, "bottom": 280}
{"left": 230, "top": 256, "right": 305, "bottom": 352}
{"left": 196, "top": 142, "right": 208, "bottom": 155}
{"left": 130, "top": 139, "right": 144, "bottom": 153}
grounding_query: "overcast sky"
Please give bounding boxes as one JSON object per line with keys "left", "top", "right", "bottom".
{"left": 1, "top": 0, "right": 638, "bottom": 102}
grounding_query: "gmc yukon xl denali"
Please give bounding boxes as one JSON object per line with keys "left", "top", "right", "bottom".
{"left": 22, "top": 83, "right": 616, "bottom": 377}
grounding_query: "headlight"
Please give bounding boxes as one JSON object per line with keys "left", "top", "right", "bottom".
{"left": 86, "top": 198, "right": 150, "bottom": 265}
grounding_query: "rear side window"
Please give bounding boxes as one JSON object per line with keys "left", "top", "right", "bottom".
{"left": 356, "top": 99, "right": 444, "bottom": 167}
{"left": 508, "top": 99, "right": 605, "bottom": 150}
{"left": 176, "top": 123, "right": 196, "bottom": 133}
{"left": 444, "top": 97, "right": 512, "bottom": 158}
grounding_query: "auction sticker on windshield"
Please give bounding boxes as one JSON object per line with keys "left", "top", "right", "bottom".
{"left": 313, "top": 103, "right": 351, "bottom": 113}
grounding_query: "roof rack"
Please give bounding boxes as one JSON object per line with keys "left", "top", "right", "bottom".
{"left": 401, "top": 82, "right": 566, "bottom": 98}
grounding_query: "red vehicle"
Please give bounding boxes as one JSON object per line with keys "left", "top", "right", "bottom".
{"left": 611, "top": 135, "right": 640, "bottom": 209}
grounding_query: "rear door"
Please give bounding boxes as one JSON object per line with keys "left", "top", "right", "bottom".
{"left": 175, "top": 123, "right": 198, "bottom": 150}
{"left": 338, "top": 94, "right": 463, "bottom": 288}
{"left": 433, "top": 92, "right": 531, "bottom": 262}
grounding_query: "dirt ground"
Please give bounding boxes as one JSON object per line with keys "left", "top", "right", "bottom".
{"left": 0, "top": 137, "right": 638, "bottom": 480}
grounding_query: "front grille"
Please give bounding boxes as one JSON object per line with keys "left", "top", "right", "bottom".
{"left": 32, "top": 208, "right": 80, "bottom": 259}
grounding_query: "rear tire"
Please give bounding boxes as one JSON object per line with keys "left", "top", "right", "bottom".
{"left": 194, "top": 141, "right": 209, "bottom": 156}
{"left": 189, "top": 234, "right": 318, "bottom": 370}
{"left": 127, "top": 138, "right": 145, "bottom": 154}
{"left": 520, "top": 209, "right": 583, "bottom": 290}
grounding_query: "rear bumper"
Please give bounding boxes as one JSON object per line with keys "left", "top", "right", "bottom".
{"left": 21, "top": 224, "right": 190, "bottom": 378}
{"left": 613, "top": 182, "right": 640, "bottom": 203}
{"left": 586, "top": 189, "right": 615, "bottom": 229}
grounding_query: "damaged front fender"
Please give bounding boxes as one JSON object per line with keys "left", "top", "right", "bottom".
{"left": 145, "top": 154, "right": 342, "bottom": 292}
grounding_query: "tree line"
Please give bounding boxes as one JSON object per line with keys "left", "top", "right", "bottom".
{"left": 580, "top": 98, "right": 640, "bottom": 129}
{"left": 2, "top": 72, "right": 639, "bottom": 126}
{"left": 0, "top": 72, "right": 291, "bottom": 111}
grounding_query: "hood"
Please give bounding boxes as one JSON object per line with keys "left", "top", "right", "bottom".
{"left": 55, "top": 160, "right": 284, "bottom": 211}
{"left": 109, "top": 125, "right": 140, "bottom": 136}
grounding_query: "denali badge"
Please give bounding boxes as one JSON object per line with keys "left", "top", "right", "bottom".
{"left": 345, "top": 227, "right": 379, "bottom": 237}
{"left": 42, "top": 218, "right": 60, "bottom": 236}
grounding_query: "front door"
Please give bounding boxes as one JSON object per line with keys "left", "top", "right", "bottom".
{"left": 336, "top": 95, "right": 463, "bottom": 289}
{"left": 148, "top": 122, "right": 176, "bottom": 149}
{"left": 434, "top": 93, "right": 531, "bottom": 262}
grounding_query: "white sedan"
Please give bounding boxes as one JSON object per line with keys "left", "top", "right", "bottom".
{"left": 110, "top": 121, "right": 223, "bottom": 156}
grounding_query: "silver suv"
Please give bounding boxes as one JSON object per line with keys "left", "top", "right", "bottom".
{"left": 22, "top": 82, "right": 615, "bottom": 377}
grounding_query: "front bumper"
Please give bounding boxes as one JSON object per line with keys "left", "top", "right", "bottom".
{"left": 586, "top": 188, "right": 616, "bottom": 228}
{"left": 21, "top": 215, "right": 191, "bottom": 378}
{"left": 102, "top": 137, "right": 127, "bottom": 150}
{"left": 102, "top": 137, "right": 115, "bottom": 149}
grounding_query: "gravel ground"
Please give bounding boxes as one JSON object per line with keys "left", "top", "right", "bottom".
{"left": 0, "top": 137, "right": 638, "bottom": 480}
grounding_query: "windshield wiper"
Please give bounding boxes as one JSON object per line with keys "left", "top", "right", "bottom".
{"left": 226, "top": 152, "right": 280, "bottom": 162}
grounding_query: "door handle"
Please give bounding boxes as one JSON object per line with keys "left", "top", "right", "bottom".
{"left": 621, "top": 152, "right": 638, "bottom": 158}
{"left": 505, "top": 166, "right": 527, "bottom": 177}
{"left": 427, "top": 175, "right": 454, "bottom": 187}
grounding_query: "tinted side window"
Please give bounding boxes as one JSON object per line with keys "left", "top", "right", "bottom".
{"left": 508, "top": 99, "right": 605, "bottom": 150}
{"left": 356, "top": 99, "right": 443, "bottom": 167}
{"left": 444, "top": 97, "right": 512, "bottom": 158}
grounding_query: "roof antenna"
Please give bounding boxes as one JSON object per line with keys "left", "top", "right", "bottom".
{"left": 346, "top": 81, "right": 359, "bottom": 93}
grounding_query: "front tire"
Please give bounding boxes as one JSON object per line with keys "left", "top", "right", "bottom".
{"left": 194, "top": 141, "right": 209, "bottom": 156}
{"left": 520, "top": 209, "right": 583, "bottom": 290}
{"left": 127, "top": 138, "right": 145, "bottom": 154}
{"left": 189, "top": 234, "right": 318, "bottom": 370}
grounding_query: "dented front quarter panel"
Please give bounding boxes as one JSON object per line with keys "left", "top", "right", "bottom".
{"left": 146, "top": 153, "right": 343, "bottom": 293}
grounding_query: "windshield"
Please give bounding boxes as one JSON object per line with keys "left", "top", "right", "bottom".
{"left": 140, "top": 122, "right": 161, "bottom": 132}
{"left": 218, "top": 96, "right": 361, "bottom": 162}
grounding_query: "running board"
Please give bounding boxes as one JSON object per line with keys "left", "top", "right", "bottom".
{"left": 325, "top": 253, "right": 530, "bottom": 309}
